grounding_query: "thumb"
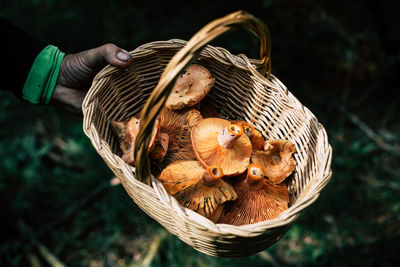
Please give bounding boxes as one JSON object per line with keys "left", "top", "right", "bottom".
{"left": 85, "top": 43, "right": 132, "bottom": 70}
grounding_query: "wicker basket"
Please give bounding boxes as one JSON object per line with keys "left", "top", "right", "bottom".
{"left": 82, "top": 11, "right": 332, "bottom": 257}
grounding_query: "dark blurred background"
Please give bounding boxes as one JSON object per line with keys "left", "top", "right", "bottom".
{"left": 1, "top": 0, "right": 399, "bottom": 266}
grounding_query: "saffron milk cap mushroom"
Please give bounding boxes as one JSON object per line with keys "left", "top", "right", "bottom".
{"left": 191, "top": 118, "right": 252, "bottom": 176}
{"left": 217, "top": 163, "right": 289, "bottom": 226}
{"left": 157, "top": 108, "right": 203, "bottom": 168}
{"left": 251, "top": 139, "right": 297, "bottom": 184}
{"left": 158, "top": 161, "right": 237, "bottom": 219}
{"left": 111, "top": 116, "right": 160, "bottom": 166}
{"left": 166, "top": 64, "right": 215, "bottom": 110}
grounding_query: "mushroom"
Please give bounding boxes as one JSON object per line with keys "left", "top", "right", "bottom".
{"left": 111, "top": 116, "right": 160, "bottom": 166}
{"left": 153, "top": 108, "right": 203, "bottom": 170}
{"left": 166, "top": 64, "right": 215, "bottom": 110}
{"left": 158, "top": 161, "right": 237, "bottom": 220}
{"left": 231, "top": 120, "right": 265, "bottom": 150}
{"left": 191, "top": 118, "right": 252, "bottom": 176}
{"left": 217, "top": 163, "right": 289, "bottom": 226}
{"left": 251, "top": 139, "right": 297, "bottom": 184}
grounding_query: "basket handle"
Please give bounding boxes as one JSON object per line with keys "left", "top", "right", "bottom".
{"left": 135, "top": 10, "right": 272, "bottom": 184}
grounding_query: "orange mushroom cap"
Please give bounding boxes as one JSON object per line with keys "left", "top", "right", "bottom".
{"left": 217, "top": 163, "right": 289, "bottom": 226}
{"left": 251, "top": 139, "right": 297, "bottom": 184}
{"left": 166, "top": 64, "right": 215, "bottom": 110}
{"left": 191, "top": 118, "right": 252, "bottom": 176}
{"left": 158, "top": 161, "right": 237, "bottom": 219}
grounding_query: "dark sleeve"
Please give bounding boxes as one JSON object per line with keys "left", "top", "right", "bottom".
{"left": 0, "top": 18, "right": 47, "bottom": 98}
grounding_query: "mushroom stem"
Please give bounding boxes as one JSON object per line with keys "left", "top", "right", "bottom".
{"left": 263, "top": 140, "right": 272, "bottom": 151}
{"left": 217, "top": 124, "right": 243, "bottom": 148}
{"left": 245, "top": 163, "right": 265, "bottom": 190}
{"left": 202, "top": 165, "right": 223, "bottom": 186}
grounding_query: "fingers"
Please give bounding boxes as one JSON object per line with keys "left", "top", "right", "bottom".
{"left": 85, "top": 43, "right": 132, "bottom": 70}
{"left": 57, "top": 43, "right": 133, "bottom": 89}
{"left": 53, "top": 43, "right": 132, "bottom": 114}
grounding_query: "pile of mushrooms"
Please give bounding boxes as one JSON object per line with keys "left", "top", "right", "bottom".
{"left": 112, "top": 64, "right": 297, "bottom": 225}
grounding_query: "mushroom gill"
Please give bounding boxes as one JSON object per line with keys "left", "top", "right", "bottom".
{"left": 156, "top": 107, "right": 203, "bottom": 169}
{"left": 191, "top": 118, "right": 252, "bottom": 176}
{"left": 158, "top": 161, "right": 237, "bottom": 220}
{"left": 217, "top": 163, "right": 289, "bottom": 226}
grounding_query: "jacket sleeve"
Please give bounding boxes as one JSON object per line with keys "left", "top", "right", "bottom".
{"left": 0, "top": 18, "right": 47, "bottom": 98}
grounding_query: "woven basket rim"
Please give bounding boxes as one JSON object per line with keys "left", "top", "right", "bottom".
{"left": 88, "top": 39, "right": 277, "bottom": 92}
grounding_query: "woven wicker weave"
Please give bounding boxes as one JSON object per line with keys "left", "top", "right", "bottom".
{"left": 82, "top": 11, "right": 332, "bottom": 257}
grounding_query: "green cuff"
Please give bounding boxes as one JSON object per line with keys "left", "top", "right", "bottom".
{"left": 22, "top": 45, "right": 65, "bottom": 104}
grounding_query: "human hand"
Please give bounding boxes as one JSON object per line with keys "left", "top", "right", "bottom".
{"left": 52, "top": 44, "right": 132, "bottom": 114}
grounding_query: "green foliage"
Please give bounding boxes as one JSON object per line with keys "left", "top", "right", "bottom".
{"left": 1, "top": 0, "right": 400, "bottom": 266}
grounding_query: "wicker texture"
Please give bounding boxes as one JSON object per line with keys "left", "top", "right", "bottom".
{"left": 82, "top": 11, "right": 332, "bottom": 257}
